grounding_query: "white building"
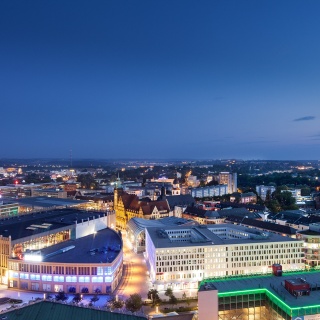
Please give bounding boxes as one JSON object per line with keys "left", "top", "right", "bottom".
{"left": 281, "top": 188, "right": 302, "bottom": 200}
{"left": 256, "top": 185, "right": 276, "bottom": 200}
{"left": 145, "top": 224, "right": 304, "bottom": 291}
{"left": 191, "top": 185, "right": 228, "bottom": 198}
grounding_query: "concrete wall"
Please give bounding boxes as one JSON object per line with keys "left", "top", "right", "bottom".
{"left": 198, "top": 289, "right": 219, "bottom": 320}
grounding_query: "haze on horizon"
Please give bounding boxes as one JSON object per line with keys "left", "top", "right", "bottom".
{"left": 1, "top": 1, "right": 320, "bottom": 160}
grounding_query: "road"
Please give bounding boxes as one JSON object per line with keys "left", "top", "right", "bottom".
{"left": 115, "top": 233, "right": 150, "bottom": 300}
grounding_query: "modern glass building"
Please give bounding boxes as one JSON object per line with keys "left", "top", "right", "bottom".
{"left": 198, "top": 270, "right": 320, "bottom": 320}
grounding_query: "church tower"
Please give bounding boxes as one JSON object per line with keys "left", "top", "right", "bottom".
{"left": 113, "top": 173, "right": 123, "bottom": 211}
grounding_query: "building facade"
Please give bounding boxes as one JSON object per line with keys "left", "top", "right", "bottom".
{"left": 191, "top": 185, "right": 228, "bottom": 198}
{"left": 256, "top": 185, "right": 276, "bottom": 201}
{"left": 296, "top": 223, "right": 320, "bottom": 268}
{"left": 0, "top": 208, "right": 116, "bottom": 287}
{"left": 114, "top": 183, "right": 170, "bottom": 230}
{"left": 219, "top": 172, "right": 237, "bottom": 194}
{"left": 145, "top": 224, "right": 304, "bottom": 291}
{"left": 7, "top": 228, "right": 123, "bottom": 294}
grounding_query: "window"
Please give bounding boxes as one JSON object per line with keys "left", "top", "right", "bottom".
{"left": 53, "top": 276, "right": 64, "bottom": 282}
{"left": 92, "top": 276, "right": 103, "bottom": 283}
{"left": 66, "top": 276, "right": 77, "bottom": 282}
{"left": 42, "top": 275, "right": 52, "bottom": 281}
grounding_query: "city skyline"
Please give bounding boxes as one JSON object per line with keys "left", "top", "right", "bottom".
{"left": 1, "top": 1, "right": 320, "bottom": 160}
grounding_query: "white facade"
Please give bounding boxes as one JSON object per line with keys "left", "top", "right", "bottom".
{"left": 75, "top": 211, "right": 116, "bottom": 238}
{"left": 145, "top": 224, "right": 304, "bottom": 291}
{"left": 256, "top": 185, "right": 276, "bottom": 200}
{"left": 191, "top": 185, "right": 228, "bottom": 198}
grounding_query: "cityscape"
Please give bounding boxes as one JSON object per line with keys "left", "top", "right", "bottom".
{"left": 0, "top": 159, "right": 320, "bottom": 319}
{"left": 1, "top": 1, "right": 320, "bottom": 320}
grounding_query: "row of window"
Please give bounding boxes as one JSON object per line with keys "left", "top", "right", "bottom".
{"left": 231, "top": 254, "right": 301, "bottom": 261}
{"left": 157, "top": 259, "right": 205, "bottom": 266}
{"left": 9, "top": 263, "right": 114, "bottom": 276}
{"left": 157, "top": 254, "right": 205, "bottom": 260}
{"left": 157, "top": 272, "right": 202, "bottom": 280}
{"left": 157, "top": 265, "right": 203, "bottom": 272}
{"left": 231, "top": 259, "right": 301, "bottom": 267}
{"left": 13, "top": 273, "right": 113, "bottom": 283}
{"left": 231, "top": 249, "right": 299, "bottom": 256}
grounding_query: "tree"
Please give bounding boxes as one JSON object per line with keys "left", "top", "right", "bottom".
{"left": 169, "top": 294, "right": 178, "bottom": 306}
{"left": 273, "top": 187, "right": 298, "bottom": 211}
{"left": 265, "top": 190, "right": 272, "bottom": 202}
{"left": 72, "top": 293, "right": 82, "bottom": 304}
{"left": 164, "top": 288, "right": 173, "bottom": 297}
{"left": 55, "top": 291, "right": 68, "bottom": 301}
{"left": 91, "top": 294, "right": 100, "bottom": 305}
{"left": 125, "top": 294, "right": 143, "bottom": 313}
{"left": 147, "top": 289, "right": 160, "bottom": 305}
{"left": 110, "top": 298, "right": 124, "bottom": 310}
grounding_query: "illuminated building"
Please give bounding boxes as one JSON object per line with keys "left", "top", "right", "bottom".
{"left": 256, "top": 185, "right": 276, "bottom": 201}
{"left": 230, "top": 192, "right": 257, "bottom": 204}
{"left": 297, "top": 223, "right": 320, "bottom": 268}
{"left": 219, "top": 172, "right": 237, "bottom": 194}
{"left": 198, "top": 270, "right": 320, "bottom": 320}
{"left": 7, "top": 228, "right": 122, "bottom": 294}
{"left": 145, "top": 224, "right": 304, "bottom": 291}
{"left": 126, "top": 217, "right": 197, "bottom": 253}
{"left": 191, "top": 185, "right": 228, "bottom": 198}
{"left": 0, "top": 208, "right": 116, "bottom": 286}
{"left": 114, "top": 179, "right": 170, "bottom": 230}
{"left": 0, "top": 201, "right": 19, "bottom": 218}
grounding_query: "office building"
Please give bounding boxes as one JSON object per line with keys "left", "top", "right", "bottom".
{"left": 145, "top": 224, "right": 304, "bottom": 291}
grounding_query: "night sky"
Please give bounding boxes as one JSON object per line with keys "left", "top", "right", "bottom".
{"left": 1, "top": 1, "right": 320, "bottom": 160}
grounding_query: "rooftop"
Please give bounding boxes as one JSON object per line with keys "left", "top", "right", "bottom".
{"left": 200, "top": 270, "right": 320, "bottom": 313}
{"left": 11, "top": 196, "right": 89, "bottom": 208}
{"left": 0, "top": 208, "right": 109, "bottom": 241}
{"left": 1, "top": 301, "right": 144, "bottom": 320}
{"left": 146, "top": 224, "right": 301, "bottom": 249}
{"left": 11, "top": 227, "right": 122, "bottom": 264}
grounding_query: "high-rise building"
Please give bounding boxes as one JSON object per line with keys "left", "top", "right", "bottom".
{"left": 219, "top": 172, "right": 237, "bottom": 194}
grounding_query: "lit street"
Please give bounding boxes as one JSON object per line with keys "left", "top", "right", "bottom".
{"left": 115, "top": 233, "right": 150, "bottom": 300}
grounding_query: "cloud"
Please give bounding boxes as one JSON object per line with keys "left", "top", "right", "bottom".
{"left": 240, "top": 140, "right": 278, "bottom": 145}
{"left": 293, "top": 116, "right": 315, "bottom": 122}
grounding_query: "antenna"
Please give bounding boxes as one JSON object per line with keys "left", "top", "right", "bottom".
{"left": 70, "top": 148, "right": 73, "bottom": 168}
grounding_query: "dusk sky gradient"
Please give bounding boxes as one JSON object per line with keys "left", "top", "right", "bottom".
{"left": 1, "top": 1, "right": 320, "bottom": 160}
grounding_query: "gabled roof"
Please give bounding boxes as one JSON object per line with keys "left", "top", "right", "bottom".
{"left": 119, "top": 192, "right": 170, "bottom": 215}
{"left": 166, "top": 194, "right": 195, "bottom": 209}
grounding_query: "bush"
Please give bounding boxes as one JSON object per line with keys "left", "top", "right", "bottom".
{"left": 9, "top": 299, "right": 23, "bottom": 304}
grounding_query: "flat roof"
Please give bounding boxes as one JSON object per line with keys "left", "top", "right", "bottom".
{"left": 11, "top": 227, "right": 122, "bottom": 264}
{"left": 201, "top": 270, "right": 320, "bottom": 310}
{"left": 146, "top": 224, "right": 302, "bottom": 249}
{"left": 12, "top": 196, "right": 89, "bottom": 208}
{"left": 0, "top": 208, "right": 109, "bottom": 241}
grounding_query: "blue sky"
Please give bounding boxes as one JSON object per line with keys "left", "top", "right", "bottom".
{"left": 1, "top": 0, "right": 320, "bottom": 160}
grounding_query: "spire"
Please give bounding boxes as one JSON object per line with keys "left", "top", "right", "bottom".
{"left": 115, "top": 172, "right": 122, "bottom": 189}
{"left": 161, "top": 183, "right": 166, "bottom": 200}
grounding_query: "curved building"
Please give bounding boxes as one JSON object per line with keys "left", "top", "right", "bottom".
{"left": 7, "top": 227, "right": 123, "bottom": 294}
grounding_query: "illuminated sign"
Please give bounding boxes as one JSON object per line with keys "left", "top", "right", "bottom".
{"left": 24, "top": 254, "right": 42, "bottom": 262}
